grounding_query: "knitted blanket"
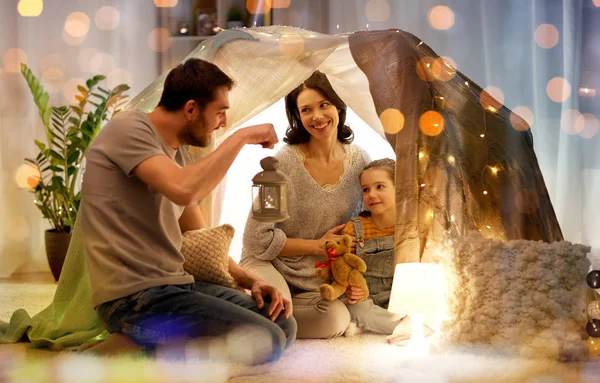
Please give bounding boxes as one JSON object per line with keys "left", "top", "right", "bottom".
{"left": 0, "top": 212, "right": 106, "bottom": 350}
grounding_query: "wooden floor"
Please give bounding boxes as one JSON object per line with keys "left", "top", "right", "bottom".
{"left": 0, "top": 272, "right": 56, "bottom": 284}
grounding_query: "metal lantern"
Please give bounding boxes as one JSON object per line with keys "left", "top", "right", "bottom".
{"left": 252, "top": 156, "right": 289, "bottom": 222}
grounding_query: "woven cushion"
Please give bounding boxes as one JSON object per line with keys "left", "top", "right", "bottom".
{"left": 181, "top": 224, "right": 237, "bottom": 289}
{"left": 438, "top": 231, "right": 591, "bottom": 361}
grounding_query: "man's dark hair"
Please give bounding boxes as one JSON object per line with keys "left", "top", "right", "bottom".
{"left": 157, "top": 58, "right": 234, "bottom": 111}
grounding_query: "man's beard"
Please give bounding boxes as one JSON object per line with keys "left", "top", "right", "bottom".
{"left": 179, "top": 120, "right": 210, "bottom": 148}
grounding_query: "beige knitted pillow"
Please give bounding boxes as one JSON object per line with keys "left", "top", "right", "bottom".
{"left": 438, "top": 231, "right": 591, "bottom": 361}
{"left": 181, "top": 224, "right": 238, "bottom": 289}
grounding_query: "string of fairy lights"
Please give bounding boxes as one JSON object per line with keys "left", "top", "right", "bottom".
{"left": 413, "top": 39, "right": 505, "bottom": 241}
{"left": 586, "top": 269, "right": 600, "bottom": 356}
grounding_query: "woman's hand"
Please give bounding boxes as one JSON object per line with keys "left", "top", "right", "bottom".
{"left": 315, "top": 224, "right": 346, "bottom": 254}
{"left": 345, "top": 286, "right": 365, "bottom": 304}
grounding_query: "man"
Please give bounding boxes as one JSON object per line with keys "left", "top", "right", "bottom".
{"left": 80, "top": 58, "right": 296, "bottom": 364}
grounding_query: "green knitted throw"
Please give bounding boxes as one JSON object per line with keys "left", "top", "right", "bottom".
{"left": 0, "top": 211, "right": 107, "bottom": 350}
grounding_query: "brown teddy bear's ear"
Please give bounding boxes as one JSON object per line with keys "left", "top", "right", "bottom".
{"left": 342, "top": 235, "right": 353, "bottom": 248}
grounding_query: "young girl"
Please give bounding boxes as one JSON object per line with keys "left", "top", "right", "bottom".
{"left": 341, "top": 158, "right": 401, "bottom": 336}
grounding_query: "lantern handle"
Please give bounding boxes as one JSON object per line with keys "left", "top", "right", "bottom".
{"left": 260, "top": 156, "right": 279, "bottom": 171}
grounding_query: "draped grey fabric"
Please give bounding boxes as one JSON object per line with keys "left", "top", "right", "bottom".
{"left": 348, "top": 30, "right": 563, "bottom": 263}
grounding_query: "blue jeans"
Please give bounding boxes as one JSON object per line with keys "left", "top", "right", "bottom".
{"left": 97, "top": 281, "right": 297, "bottom": 364}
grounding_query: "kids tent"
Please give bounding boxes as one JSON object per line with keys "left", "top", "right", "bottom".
{"left": 0, "top": 26, "right": 561, "bottom": 349}
{"left": 130, "top": 25, "right": 562, "bottom": 262}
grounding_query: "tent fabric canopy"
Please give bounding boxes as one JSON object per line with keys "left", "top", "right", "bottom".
{"left": 130, "top": 26, "right": 563, "bottom": 262}
{"left": 0, "top": 26, "right": 562, "bottom": 350}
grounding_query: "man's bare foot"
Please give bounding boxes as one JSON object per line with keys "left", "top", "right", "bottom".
{"left": 78, "top": 333, "right": 144, "bottom": 357}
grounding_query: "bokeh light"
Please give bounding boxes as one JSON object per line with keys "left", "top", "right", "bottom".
{"left": 63, "top": 77, "right": 84, "bottom": 104}
{"left": 154, "top": 0, "right": 178, "bottom": 6}
{"left": 559, "top": 109, "right": 581, "bottom": 135}
{"left": 148, "top": 28, "right": 172, "bottom": 52}
{"left": 7, "top": 216, "right": 30, "bottom": 243}
{"left": 15, "top": 163, "right": 40, "bottom": 189}
{"left": 41, "top": 54, "right": 65, "bottom": 89}
{"left": 480, "top": 87, "right": 504, "bottom": 111}
{"left": 64, "top": 12, "right": 90, "bottom": 37}
{"left": 95, "top": 6, "right": 120, "bottom": 31}
{"left": 510, "top": 106, "right": 534, "bottom": 131}
{"left": 535, "top": 24, "right": 559, "bottom": 49}
{"left": 62, "top": 29, "right": 87, "bottom": 46}
{"left": 433, "top": 56, "right": 457, "bottom": 81}
{"left": 484, "top": 86, "right": 504, "bottom": 105}
{"left": 428, "top": 6, "right": 455, "bottom": 30}
{"left": 3, "top": 48, "right": 27, "bottom": 73}
{"left": 89, "top": 52, "right": 116, "bottom": 75}
{"left": 247, "top": 0, "right": 271, "bottom": 14}
{"left": 593, "top": 0, "right": 600, "bottom": 7}
{"left": 419, "top": 110, "right": 445, "bottom": 136}
{"left": 515, "top": 188, "right": 539, "bottom": 214}
{"left": 416, "top": 57, "right": 440, "bottom": 82}
{"left": 272, "top": 0, "right": 291, "bottom": 8}
{"left": 379, "top": 108, "right": 405, "bottom": 134}
{"left": 546, "top": 77, "right": 571, "bottom": 103}
{"left": 278, "top": 35, "right": 305, "bottom": 58}
{"left": 576, "top": 113, "right": 599, "bottom": 139}
{"left": 579, "top": 87, "right": 597, "bottom": 97}
{"left": 77, "top": 48, "right": 98, "bottom": 72}
{"left": 41, "top": 54, "right": 64, "bottom": 73}
{"left": 365, "top": 0, "right": 390, "bottom": 22}
{"left": 17, "top": 0, "right": 43, "bottom": 17}
{"left": 107, "top": 68, "right": 133, "bottom": 89}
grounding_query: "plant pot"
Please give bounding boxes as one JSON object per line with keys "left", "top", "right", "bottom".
{"left": 44, "top": 230, "right": 71, "bottom": 281}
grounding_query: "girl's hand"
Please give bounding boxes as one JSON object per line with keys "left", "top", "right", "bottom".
{"left": 345, "top": 286, "right": 365, "bottom": 304}
{"left": 349, "top": 238, "right": 358, "bottom": 254}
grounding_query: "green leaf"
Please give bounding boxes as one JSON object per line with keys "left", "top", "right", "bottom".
{"left": 68, "top": 116, "right": 79, "bottom": 125}
{"left": 112, "top": 84, "right": 130, "bottom": 94}
{"left": 44, "top": 165, "right": 63, "bottom": 172}
{"left": 86, "top": 75, "right": 105, "bottom": 89}
{"left": 38, "top": 92, "right": 49, "bottom": 111}
{"left": 66, "top": 150, "right": 80, "bottom": 164}
{"left": 71, "top": 106, "right": 83, "bottom": 117}
{"left": 49, "top": 150, "right": 65, "bottom": 162}
{"left": 51, "top": 176, "right": 64, "bottom": 188}
{"left": 34, "top": 139, "right": 46, "bottom": 152}
{"left": 42, "top": 107, "right": 53, "bottom": 128}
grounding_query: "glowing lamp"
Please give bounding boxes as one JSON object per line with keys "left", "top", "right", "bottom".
{"left": 252, "top": 156, "right": 289, "bottom": 222}
{"left": 388, "top": 262, "right": 444, "bottom": 353}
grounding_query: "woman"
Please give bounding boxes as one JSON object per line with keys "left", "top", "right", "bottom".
{"left": 241, "top": 71, "right": 373, "bottom": 338}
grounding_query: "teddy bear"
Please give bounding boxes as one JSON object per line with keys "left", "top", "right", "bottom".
{"left": 314, "top": 234, "right": 369, "bottom": 303}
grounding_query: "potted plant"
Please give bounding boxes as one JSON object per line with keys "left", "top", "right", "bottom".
{"left": 226, "top": 6, "right": 244, "bottom": 29}
{"left": 20, "top": 63, "right": 130, "bottom": 281}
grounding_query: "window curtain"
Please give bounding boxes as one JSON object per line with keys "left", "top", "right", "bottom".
{"left": 0, "top": 1, "right": 159, "bottom": 276}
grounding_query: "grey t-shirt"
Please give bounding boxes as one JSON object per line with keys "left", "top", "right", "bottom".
{"left": 82, "top": 109, "right": 195, "bottom": 307}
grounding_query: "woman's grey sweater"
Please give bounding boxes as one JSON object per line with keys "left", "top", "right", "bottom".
{"left": 241, "top": 143, "right": 370, "bottom": 293}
